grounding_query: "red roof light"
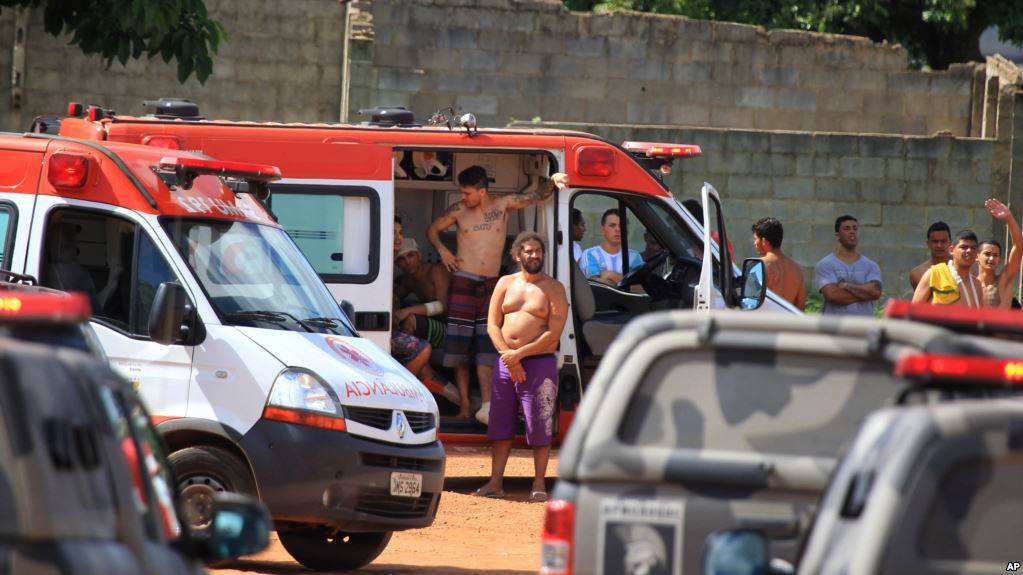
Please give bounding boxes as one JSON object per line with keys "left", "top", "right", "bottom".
{"left": 47, "top": 152, "right": 90, "bottom": 189}
{"left": 67, "top": 102, "right": 84, "bottom": 117}
{"left": 158, "top": 156, "right": 282, "bottom": 182}
{"left": 142, "top": 135, "right": 181, "bottom": 150}
{"left": 86, "top": 106, "right": 106, "bottom": 121}
{"left": 0, "top": 291, "right": 90, "bottom": 323}
{"left": 622, "top": 141, "right": 702, "bottom": 158}
{"left": 576, "top": 146, "right": 615, "bottom": 177}
{"left": 895, "top": 353, "right": 1023, "bottom": 385}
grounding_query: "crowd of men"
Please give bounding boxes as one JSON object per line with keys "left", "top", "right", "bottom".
{"left": 727, "top": 198, "right": 1020, "bottom": 314}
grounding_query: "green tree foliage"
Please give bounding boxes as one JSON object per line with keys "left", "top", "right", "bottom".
{"left": 563, "top": 0, "right": 1023, "bottom": 69}
{"left": 0, "top": 0, "right": 227, "bottom": 83}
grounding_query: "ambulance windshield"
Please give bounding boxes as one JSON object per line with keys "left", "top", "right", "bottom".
{"left": 162, "top": 218, "right": 356, "bottom": 335}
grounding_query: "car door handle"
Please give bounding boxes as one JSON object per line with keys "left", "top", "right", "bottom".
{"left": 354, "top": 311, "right": 390, "bottom": 331}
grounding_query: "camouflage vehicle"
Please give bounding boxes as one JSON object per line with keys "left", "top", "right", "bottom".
{"left": 540, "top": 310, "right": 1023, "bottom": 575}
{"left": 704, "top": 393, "right": 1023, "bottom": 574}
{"left": 0, "top": 289, "right": 271, "bottom": 574}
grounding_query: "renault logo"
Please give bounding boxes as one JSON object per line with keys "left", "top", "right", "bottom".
{"left": 394, "top": 411, "right": 407, "bottom": 439}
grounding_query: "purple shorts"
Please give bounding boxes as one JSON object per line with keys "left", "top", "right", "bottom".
{"left": 487, "top": 354, "right": 559, "bottom": 446}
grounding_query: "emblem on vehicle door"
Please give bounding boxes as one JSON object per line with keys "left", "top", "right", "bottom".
{"left": 394, "top": 411, "right": 408, "bottom": 439}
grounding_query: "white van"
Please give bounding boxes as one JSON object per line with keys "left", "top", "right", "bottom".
{"left": 0, "top": 131, "right": 444, "bottom": 572}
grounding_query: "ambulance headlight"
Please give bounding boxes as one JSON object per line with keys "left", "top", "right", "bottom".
{"left": 267, "top": 369, "right": 341, "bottom": 416}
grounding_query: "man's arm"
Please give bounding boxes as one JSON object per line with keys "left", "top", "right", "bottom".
{"left": 912, "top": 269, "right": 933, "bottom": 303}
{"left": 909, "top": 263, "right": 926, "bottom": 291}
{"left": 794, "top": 274, "right": 807, "bottom": 311}
{"left": 841, "top": 280, "right": 882, "bottom": 301}
{"left": 820, "top": 283, "right": 860, "bottom": 305}
{"left": 487, "top": 276, "right": 512, "bottom": 354}
{"left": 427, "top": 203, "right": 463, "bottom": 272}
{"left": 503, "top": 282, "right": 569, "bottom": 362}
{"left": 431, "top": 265, "right": 451, "bottom": 314}
{"left": 1000, "top": 210, "right": 1023, "bottom": 289}
{"left": 504, "top": 173, "right": 569, "bottom": 210}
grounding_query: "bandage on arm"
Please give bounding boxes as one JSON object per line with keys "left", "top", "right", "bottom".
{"left": 425, "top": 300, "right": 444, "bottom": 316}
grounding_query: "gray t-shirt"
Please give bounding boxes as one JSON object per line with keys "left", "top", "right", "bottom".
{"left": 814, "top": 253, "right": 882, "bottom": 316}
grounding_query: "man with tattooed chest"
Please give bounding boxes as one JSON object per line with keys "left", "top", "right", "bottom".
{"left": 427, "top": 165, "right": 569, "bottom": 422}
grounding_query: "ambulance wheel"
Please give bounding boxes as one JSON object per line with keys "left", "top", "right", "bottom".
{"left": 169, "top": 446, "right": 256, "bottom": 532}
{"left": 278, "top": 528, "right": 392, "bottom": 571}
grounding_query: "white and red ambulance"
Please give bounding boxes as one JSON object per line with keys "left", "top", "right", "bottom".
{"left": 0, "top": 130, "right": 443, "bottom": 571}
{"left": 54, "top": 101, "right": 794, "bottom": 447}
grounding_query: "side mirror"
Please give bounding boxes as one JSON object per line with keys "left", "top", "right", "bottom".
{"left": 339, "top": 299, "right": 356, "bottom": 321}
{"left": 703, "top": 529, "right": 769, "bottom": 575}
{"left": 739, "top": 258, "right": 766, "bottom": 311}
{"left": 194, "top": 493, "right": 272, "bottom": 561}
{"left": 148, "top": 282, "right": 198, "bottom": 345}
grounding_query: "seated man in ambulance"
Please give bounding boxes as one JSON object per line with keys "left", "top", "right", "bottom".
{"left": 580, "top": 208, "right": 643, "bottom": 285}
{"left": 395, "top": 238, "right": 449, "bottom": 354}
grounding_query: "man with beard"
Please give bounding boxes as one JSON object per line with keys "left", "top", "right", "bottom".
{"left": 908, "top": 221, "right": 952, "bottom": 291}
{"left": 814, "top": 215, "right": 882, "bottom": 316}
{"left": 475, "top": 232, "right": 568, "bottom": 501}
{"left": 428, "top": 166, "right": 569, "bottom": 422}
{"left": 912, "top": 229, "right": 983, "bottom": 307}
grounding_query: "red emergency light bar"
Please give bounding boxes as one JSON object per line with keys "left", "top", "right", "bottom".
{"left": 48, "top": 152, "right": 90, "bottom": 189}
{"left": 885, "top": 300, "right": 1023, "bottom": 336}
{"left": 158, "top": 156, "right": 282, "bottom": 182}
{"left": 0, "top": 291, "right": 91, "bottom": 323}
{"left": 142, "top": 135, "right": 181, "bottom": 150}
{"left": 895, "top": 353, "right": 1023, "bottom": 385}
{"left": 622, "top": 141, "right": 703, "bottom": 158}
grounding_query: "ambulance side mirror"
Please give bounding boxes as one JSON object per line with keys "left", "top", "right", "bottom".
{"left": 149, "top": 282, "right": 200, "bottom": 345}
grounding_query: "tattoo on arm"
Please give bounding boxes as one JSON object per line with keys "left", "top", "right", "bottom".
{"left": 506, "top": 179, "right": 556, "bottom": 209}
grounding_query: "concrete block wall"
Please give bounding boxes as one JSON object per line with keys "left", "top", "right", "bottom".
{"left": 0, "top": 0, "right": 345, "bottom": 131}
{"left": 354, "top": 0, "right": 977, "bottom": 136}
{"left": 522, "top": 121, "right": 1009, "bottom": 300}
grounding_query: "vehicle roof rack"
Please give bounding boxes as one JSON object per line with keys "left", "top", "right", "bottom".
{"left": 885, "top": 300, "right": 1023, "bottom": 339}
{"left": 358, "top": 106, "right": 418, "bottom": 127}
{"left": 143, "top": 98, "right": 203, "bottom": 120}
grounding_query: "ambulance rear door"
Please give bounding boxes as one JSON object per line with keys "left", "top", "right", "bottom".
{"left": 256, "top": 143, "right": 395, "bottom": 351}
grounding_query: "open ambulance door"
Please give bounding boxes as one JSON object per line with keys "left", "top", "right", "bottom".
{"left": 260, "top": 143, "right": 394, "bottom": 351}
{"left": 694, "top": 182, "right": 766, "bottom": 311}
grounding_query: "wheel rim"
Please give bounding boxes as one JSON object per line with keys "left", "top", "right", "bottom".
{"left": 179, "top": 474, "right": 227, "bottom": 529}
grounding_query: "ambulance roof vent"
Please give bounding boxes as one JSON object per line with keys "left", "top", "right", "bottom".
{"left": 143, "top": 98, "right": 203, "bottom": 120}
{"left": 358, "top": 106, "right": 418, "bottom": 127}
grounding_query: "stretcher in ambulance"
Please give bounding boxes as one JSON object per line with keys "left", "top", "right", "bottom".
{"left": 55, "top": 102, "right": 796, "bottom": 447}
{"left": 0, "top": 130, "right": 443, "bottom": 572}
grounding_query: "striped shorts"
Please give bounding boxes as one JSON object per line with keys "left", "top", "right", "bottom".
{"left": 442, "top": 271, "right": 498, "bottom": 367}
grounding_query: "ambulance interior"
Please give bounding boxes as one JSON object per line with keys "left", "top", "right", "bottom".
{"left": 391, "top": 148, "right": 707, "bottom": 421}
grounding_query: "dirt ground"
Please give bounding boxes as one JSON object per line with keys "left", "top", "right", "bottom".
{"left": 212, "top": 447, "right": 556, "bottom": 575}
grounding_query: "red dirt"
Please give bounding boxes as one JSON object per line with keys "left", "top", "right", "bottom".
{"left": 212, "top": 447, "right": 556, "bottom": 574}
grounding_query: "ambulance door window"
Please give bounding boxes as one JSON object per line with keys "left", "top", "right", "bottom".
{"left": 268, "top": 185, "right": 380, "bottom": 283}
{"left": 0, "top": 202, "right": 15, "bottom": 269}
{"left": 130, "top": 232, "right": 176, "bottom": 336}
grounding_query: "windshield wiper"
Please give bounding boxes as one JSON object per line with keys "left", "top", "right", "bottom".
{"left": 224, "top": 310, "right": 316, "bottom": 333}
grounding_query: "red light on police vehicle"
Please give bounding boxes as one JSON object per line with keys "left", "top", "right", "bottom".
{"left": 885, "top": 299, "right": 1023, "bottom": 336}
{"left": 158, "top": 156, "right": 282, "bottom": 181}
{"left": 47, "top": 152, "right": 90, "bottom": 188}
{"left": 540, "top": 499, "right": 575, "bottom": 575}
{"left": 895, "top": 353, "right": 1023, "bottom": 385}
{"left": 142, "top": 135, "right": 181, "bottom": 150}
{"left": 622, "top": 141, "right": 703, "bottom": 158}
{"left": 576, "top": 146, "right": 615, "bottom": 177}
{"left": 0, "top": 291, "right": 90, "bottom": 323}
{"left": 66, "top": 102, "right": 84, "bottom": 117}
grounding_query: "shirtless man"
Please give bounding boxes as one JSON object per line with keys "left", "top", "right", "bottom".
{"left": 752, "top": 217, "right": 805, "bottom": 310}
{"left": 912, "top": 230, "right": 983, "bottom": 307}
{"left": 908, "top": 221, "right": 951, "bottom": 291}
{"left": 427, "top": 165, "right": 569, "bottom": 422}
{"left": 475, "top": 232, "right": 568, "bottom": 501}
{"left": 395, "top": 238, "right": 450, "bottom": 348}
{"left": 975, "top": 199, "right": 1023, "bottom": 308}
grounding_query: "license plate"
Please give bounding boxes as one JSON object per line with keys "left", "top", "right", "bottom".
{"left": 390, "top": 472, "right": 422, "bottom": 498}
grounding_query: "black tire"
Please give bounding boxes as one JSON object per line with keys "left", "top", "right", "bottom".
{"left": 168, "top": 445, "right": 256, "bottom": 532}
{"left": 278, "top": 528, "right": 392, "bottom": 572}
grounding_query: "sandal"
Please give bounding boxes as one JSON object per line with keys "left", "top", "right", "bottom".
{"left": 474, "top": 486, "right": 505, "bottom": 499}
{"left": 529, "top": 490, "right": 548, "bottom": 503}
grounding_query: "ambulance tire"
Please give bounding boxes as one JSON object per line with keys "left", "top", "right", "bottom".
{"left": 278, "top": 528, "right": 392, "bottom": 572}
{"left": 169, "top": 445, "right": 257, "bottom": 533}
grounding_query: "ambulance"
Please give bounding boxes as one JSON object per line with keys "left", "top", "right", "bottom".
{"left": 0, "top": 131, "right": 444, "bottom": 572}
{"left": 54, "top": 100, "right": 796, "bottom": 445}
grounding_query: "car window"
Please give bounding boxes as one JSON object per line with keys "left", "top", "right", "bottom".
{"left": 0, "top": 202, "right": 15, "bottom": 269}
{"left": 619, "top": 348, "right": 896, "bottom": 458}
{"left": 98, "top": 386, "right": 182, "bottom": 541}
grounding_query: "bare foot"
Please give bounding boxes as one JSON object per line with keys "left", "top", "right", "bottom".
{"left": 455, "top": 409, "right": 471, "bottom": 419}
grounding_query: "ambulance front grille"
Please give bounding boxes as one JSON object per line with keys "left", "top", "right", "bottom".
{"left": 354, "top": 488, "right": 435, "bottom": 519}
{"left": 343, "top": 406, "right": 436, "bottom": 433}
